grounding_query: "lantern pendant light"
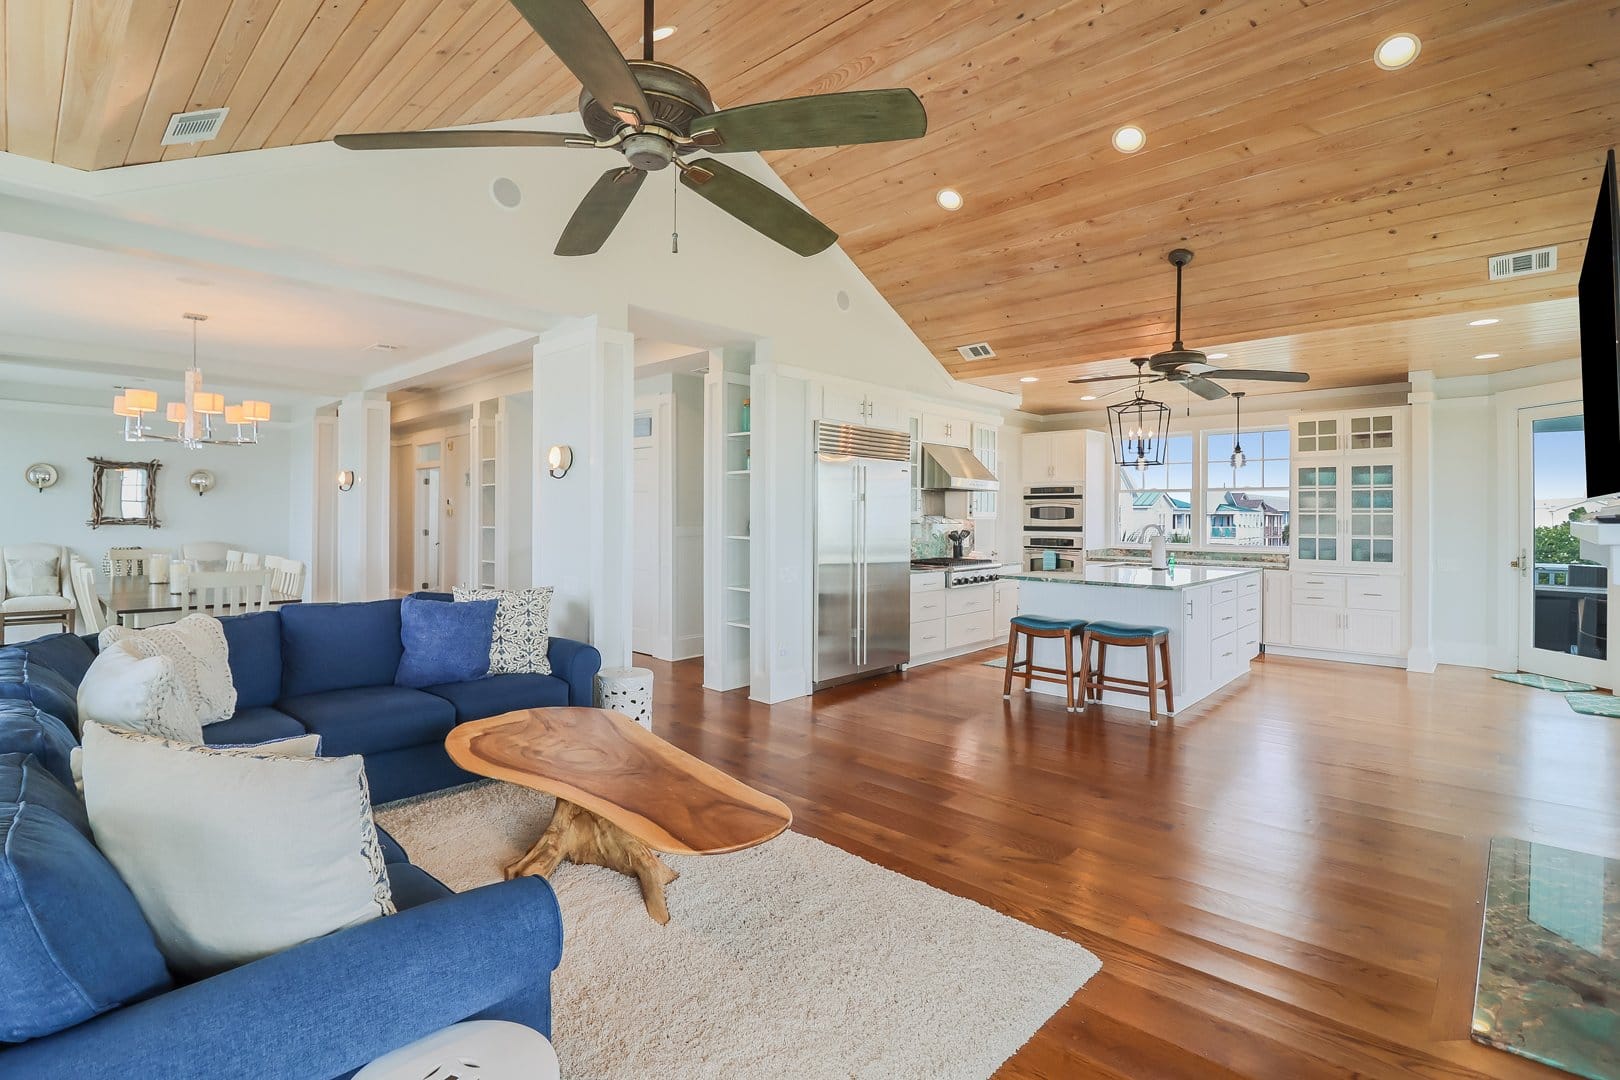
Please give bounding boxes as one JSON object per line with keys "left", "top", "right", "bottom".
{"left": 1230, "top": 391, "right": 1247, "bottom": 471}
{"left": 1107, "top": 358, "right": 1172, "bottom": 472}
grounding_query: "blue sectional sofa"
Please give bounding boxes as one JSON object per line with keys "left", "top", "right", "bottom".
{"left": 0, "top": 596, "right": 595, "bottom": 1076}
{"left": 0, "top": 595, "right": 602, "bottom": 803}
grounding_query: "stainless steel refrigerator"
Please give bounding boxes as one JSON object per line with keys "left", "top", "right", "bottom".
{"left": 813, "top": 422, "right": 912, "bottom": 690}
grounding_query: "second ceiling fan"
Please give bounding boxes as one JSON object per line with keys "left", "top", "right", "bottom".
{"left": 335, "top": 0, "right": 927, "bottom": 258}
{"left": 1069, "top": 249, "right": 1312, "bottom": 400}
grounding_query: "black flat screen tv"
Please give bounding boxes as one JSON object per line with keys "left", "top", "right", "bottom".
{"left": 1580, "top": 148, "right": 1619, "bottom": 503}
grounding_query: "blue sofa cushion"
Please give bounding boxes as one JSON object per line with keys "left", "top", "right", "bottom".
{"left": 277, "top": 686, "right": 455, "bottom": 758}
{"left": 385, "top": 863, "right": 453, "bottom": 912}
{"left": 218, "top": 611, "right": 282, "bottom": 710}
{"left": 0, "top": 754, "right": 172, "bottom": 1042}
{"left": 423, "top": 673, "right": 570, "bottom": 723}
{"left": 200, "top": 706, "right": 306, "bottom": 747}
{"left": 0, "top": 649, "right": 80, "bottom": 735}
{"left": 16, "top": 633, "right": 98, "bottom": 687}
{"left": 395, "top": 596, "right": 495, "bottom": 689}
{"left": 279, "top": 599, "right": 404, "bottom": 698}
{"left": 375, "top": 825, "right": 407, "bottom": 866}
{"left": 0, "top": 700, "right": 77, "bottom": 790}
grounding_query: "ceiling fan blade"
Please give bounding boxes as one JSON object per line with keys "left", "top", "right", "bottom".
{"left": 679, "top": 159, "right": 837, "bottom": 256}
{"left": 555, "top": 167, "right": 645, "bottom": 256}
{"left": 1182, "top": 378, "right": 1230, "bottom": 401}
{"left": 334, "top": 129, "right": 592, "bottom": 150}
{"left": 1067, "top": 373, "right": 1149, "bottom": 385}
{"left": 688, "top": 89, "right": 927, "bottom": 152}
{"left": 1202, "top": 368, "right": 1311, "bottom": 383}
{"left": 508, "top": 0, "right": 651, "bottom": 125}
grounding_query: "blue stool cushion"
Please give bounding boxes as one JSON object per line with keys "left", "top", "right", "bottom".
{"left": 1086, "top": 621, "right": 1169, "bottom": 639}
{"left": 1011, "top": 615, "right": 1088, "bottom": 632}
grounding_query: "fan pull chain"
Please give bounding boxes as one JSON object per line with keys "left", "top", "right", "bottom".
{"left": 671, "top": 172, "right": 680, "bottom": 254}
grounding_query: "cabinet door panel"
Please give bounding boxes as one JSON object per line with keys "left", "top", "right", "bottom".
{"left": 1290, "top": 605, "right": 1342, "bottom": 650}
{"left": 1181, "top": 587, "right": 1213, "bottom": 691}
{"left": 1344, "top": 610, "right": 1401, "bottom": 655}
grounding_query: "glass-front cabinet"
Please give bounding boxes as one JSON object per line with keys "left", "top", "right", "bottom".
{"left": 1347, "top": 463, "right": 1396, "bottom": 564}
{"left": 1289, "top": 408, "right": 1405, "bottom": 570}
{"left": 1294, "top": 465, "right": 1338, "bottom": 563}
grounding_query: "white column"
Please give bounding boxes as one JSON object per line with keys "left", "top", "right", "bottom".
{"left": 336, "top": 392, "right": 391, "bottom": 601}
{"left": 1406, "top": 372, "right": 1437, "bottom": 673}
{"left": 532, "top": 318, "right": 634, "bottom": 666}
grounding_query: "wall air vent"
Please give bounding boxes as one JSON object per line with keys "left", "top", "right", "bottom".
{"left": 365, "top": 343, "right": 402, "bottom": 352}
{"left": 1488, "top": 246, "right": 1557, "bottom": 281}
{"left": 160, "top": 107, "right": 230, "bottom": 146}
{"left": 956, "top": 341, "right": 996, "bottom": 361}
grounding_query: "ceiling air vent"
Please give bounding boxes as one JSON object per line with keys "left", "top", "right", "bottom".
{"left": 956, "top": 341, "right": 996, "bottom": 361}
{"left": 1488, "top": 246, "right": 1557, "bottom": 281}
{"left": 365, "top": 343, "right": 402, "bottom": 353}
{"left": 160, "top": 107, "right": 229, "bottom": 146}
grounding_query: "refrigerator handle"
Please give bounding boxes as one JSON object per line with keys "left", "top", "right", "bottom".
{"left": 850, "top": 465, "right": 861, "bottom": 665}
{"left": 857, "top": 463, "right": 867, "bottom": 666}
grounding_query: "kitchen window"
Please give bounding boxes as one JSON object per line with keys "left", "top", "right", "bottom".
{"left": 970, "top": 423, "right": 999, "bottom": 519}
{"left": 1203, "top": 428, "right": 1290, "bottom": 548}
{"left": 1116, "top": 432, "right": 1195, "bottom": 544}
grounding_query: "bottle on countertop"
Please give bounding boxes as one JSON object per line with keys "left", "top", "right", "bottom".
{"left": 739, "top": 398, "right": 751, "bottom": 433}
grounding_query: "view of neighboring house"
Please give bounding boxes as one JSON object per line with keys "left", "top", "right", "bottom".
{"left": 1120, "top": 491, "right": 1194, "bottom": 544}
{"left": 1209, "top": 491, "right": 1290, "bottom": 548}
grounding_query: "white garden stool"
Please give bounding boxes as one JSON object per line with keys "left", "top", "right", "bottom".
{"left": 354, "top": 1020, "right": 558, "bottom": 1080}
{"left": 594, "top": 665, "right": 654, "bottom": 730}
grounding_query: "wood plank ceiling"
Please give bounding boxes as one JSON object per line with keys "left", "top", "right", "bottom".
{"left": 2, "top": 0, "right": 1615, "bottom": 413}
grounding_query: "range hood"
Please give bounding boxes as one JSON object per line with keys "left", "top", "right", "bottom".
{"left": 920, "top": 442, "right": 998, "bottom": 491}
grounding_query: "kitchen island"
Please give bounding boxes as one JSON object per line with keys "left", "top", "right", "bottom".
{"left": 1006, "top": 565, "right": 1263, "bottom": 717}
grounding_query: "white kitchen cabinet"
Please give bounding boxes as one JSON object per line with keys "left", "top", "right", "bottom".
{"left": 1021, "top": 430, "right": 1090, "bottom": 484}
{"left": 922, "top": 412, "right": 972, "bottom": 448}
{"left": 945, "top": 583, "right": 993, "bottom": 617}
{"left": 993, "top": 579, "right": 1020, "bottom": 627}
{"left": 907, "top": 576, "right": 1007, "bottom": 663}
{"left": 946, "top": 610, "right": 996, "bottom": 648}
{"left": 822, "top": 387, "right": 902, "bottom": 431}
{"left": 1180, "top": 584, "right": 1213, "bottom": 692}
{"left": 1292, "top": 408, "right": 1404, "bottom": 572}
{"left": 1284, "top": 571, "right": 1405, "bottom": 660}
{"left": 1290, "top": 605, "right": 1342, "bottom": 651}
{"left": 1344, "top": 609, "right": 1401, "bottom": 655}
{"left": 1262, "top": 570, "right": 1291, "bottom": 646}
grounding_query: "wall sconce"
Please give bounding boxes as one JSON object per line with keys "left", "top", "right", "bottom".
{"left": 337, "top": 469, "right": 357, "bottom": 492}
{"left": 188, "top": 469, "right": 216, "bottom": 497}
{"left": 24, "top": 463, "right": 59, "bottom": 493}
{"left": 546, "top": 445, "right": 573, "bottom": 479}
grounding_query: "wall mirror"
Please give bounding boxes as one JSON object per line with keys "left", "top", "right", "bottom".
{"left": 88, "top": 457, "right": 163, "bottom": 528}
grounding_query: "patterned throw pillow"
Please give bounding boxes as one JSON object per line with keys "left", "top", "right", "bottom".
{"left": 101, "top": 615, "right": 237, "bottom": 725}
{"left": 451, "top": 586, "right": 554, "bottom": 676}
{"left": 4, "top": 557, "right": 59, "bottom": 599}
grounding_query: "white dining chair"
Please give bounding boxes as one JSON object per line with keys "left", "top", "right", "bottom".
{"left": 240, "top": 552, "right": 264, "bottom": 570}
{"left": 225, "top": 550, "right": 244, "bottom": 570}
{"left": 70, "top": 559, "right": 109, "bottom": 634}
{"left": 181, "top": 571, "right": 272, "bottom": 618}
{"left": 0, "top": 544, "right": 76, "bottom": 639}
{"left": 265, "top": 557, "right": 306, "bottom": 599}
{"left": 180, "top": 542, "right": 231, "bottom": 567}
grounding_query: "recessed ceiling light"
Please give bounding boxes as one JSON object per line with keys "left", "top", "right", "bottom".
{"left": 1374, "top": 33, "right": 1421, "bottom": 71}
{"left": 1468, "top": 318, "right": 1500, "bottom": 327}
{"left": 1079, "top": 394, "right": 1097, "bottom": 401}
{"left": 936, "top": 188, "right": 963, "bottom": 211}
{"left": 1111, "top": 125, "right": 1146, "bottom": 154}
{"left": 1474, "top": 352, "right": 1501, "bottom": 360}
{"left": 1019, "top": 376, "right": 1039, "bottom": 383}
{"left": 1206, "top": 352, "right": 1229, "bottom": 360}
{"left": 652, "top": 25, "right": 676, "bottom": 41}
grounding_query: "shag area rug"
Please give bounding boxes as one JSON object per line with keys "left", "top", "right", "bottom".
{"left": 377, "top": 782, "right": 1099, "bottom": 1080}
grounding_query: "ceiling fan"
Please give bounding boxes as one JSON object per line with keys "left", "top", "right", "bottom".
{"left": 334, "top": 0, "right": 927, "bottom": 258}
{"left": 1068, "top": 248, "right": 1312, "bottom": 400}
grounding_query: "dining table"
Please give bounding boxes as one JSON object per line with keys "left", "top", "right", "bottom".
{"left": 101, "top": 576, "right": 303, "bottom": 626}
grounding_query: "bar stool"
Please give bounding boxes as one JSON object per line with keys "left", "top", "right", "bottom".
{"left": 1002, "top": 616, "right": 1090, "bottom": 712}
{"left": 1081, "top": 622, "right": 1174, "bottom": 726}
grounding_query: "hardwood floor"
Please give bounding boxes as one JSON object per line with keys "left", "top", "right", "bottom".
{"left": 639, "top": 649, "right": 1619, "bottom": 1079}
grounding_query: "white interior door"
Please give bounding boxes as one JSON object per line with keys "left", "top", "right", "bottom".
{"left": 414, "top": 468, "right": 441, "bottom": 592}
{"left": 1515, "top": 403, "right": 1608, "bottom": 683}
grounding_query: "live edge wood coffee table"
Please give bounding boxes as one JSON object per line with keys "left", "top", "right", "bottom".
{"left": 445, "top": 707, "right": 791, "bottom": 924}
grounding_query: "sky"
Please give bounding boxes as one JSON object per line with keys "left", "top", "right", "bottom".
{"left": 1534, "top": 428, "right": 1589, "bottom": 501}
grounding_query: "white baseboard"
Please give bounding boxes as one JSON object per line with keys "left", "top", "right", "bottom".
{"left": 1263, "top": 644, "right": 1407, "bottom": 669}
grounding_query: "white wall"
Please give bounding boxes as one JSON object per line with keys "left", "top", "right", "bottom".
{"left": 1431, "top": 397, "right": 1497, "bottom": 667}
{"left": 0, "top": 399, "right": 296, "bottom": 581}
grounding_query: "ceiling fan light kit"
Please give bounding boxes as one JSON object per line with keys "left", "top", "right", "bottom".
{"left": 335, "top": 0, "right": 927, "bottom": 258}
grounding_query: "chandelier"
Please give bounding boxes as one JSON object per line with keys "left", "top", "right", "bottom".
{"left": 1106, "top": 358, "right": 1172, "bottom": 472}
{"left": 114, "top": 314, "right": 269, "bottom": 448}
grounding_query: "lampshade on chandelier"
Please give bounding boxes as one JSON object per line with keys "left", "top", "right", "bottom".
{"left": 1107, "top": 358, "right": 1172, "bottom": 472}
{"left": 114, "top": 314, "right": 268, "bottom": 448}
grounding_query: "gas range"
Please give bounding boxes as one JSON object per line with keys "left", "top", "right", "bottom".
{"left": 911, "top": 557, "right": 1004, "bottom": 588}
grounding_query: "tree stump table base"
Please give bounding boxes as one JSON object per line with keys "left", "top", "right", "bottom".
{"left": 506, "top": 798, "right": 681, "bottom": 924}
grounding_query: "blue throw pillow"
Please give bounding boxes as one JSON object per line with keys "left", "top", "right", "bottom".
{"left": 0, "top": 754, "right": 173, "bottom": 1041}
{"left": 395, "top": 596, "right": 497, "bottom": 689}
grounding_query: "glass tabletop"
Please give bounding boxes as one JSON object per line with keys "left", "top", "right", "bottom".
{"left": 1473, "top": 837, "right": 1620, "bottom": 1079}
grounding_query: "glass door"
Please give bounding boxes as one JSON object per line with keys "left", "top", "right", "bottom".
{"left": 1294, "top": 465, "right": 1338, "bottom": 563}
{"left": 1516, "top": 404, "right": 1608, "bottom": 684}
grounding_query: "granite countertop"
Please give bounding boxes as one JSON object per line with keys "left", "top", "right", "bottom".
{"left": 1005, "top": 564, "right": 1262, "bottom": 590}
{"left": 1085, "top": 548, "right": 1289, "bottom": 571}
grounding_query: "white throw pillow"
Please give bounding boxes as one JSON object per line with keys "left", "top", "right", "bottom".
{"left": 77, "top": 640, "right": 204, "bottom": 744}
{"left": 101, "top": 614, "right": 237, "bottom": 725}
{"left": 4, "top": 556, "right": 58, "bottom": 599}
{"left": 80, "top": 722, "right": 394, "bottom": 979}
{"left": 452, "top": 586, "right": 554, "bottom": 675}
